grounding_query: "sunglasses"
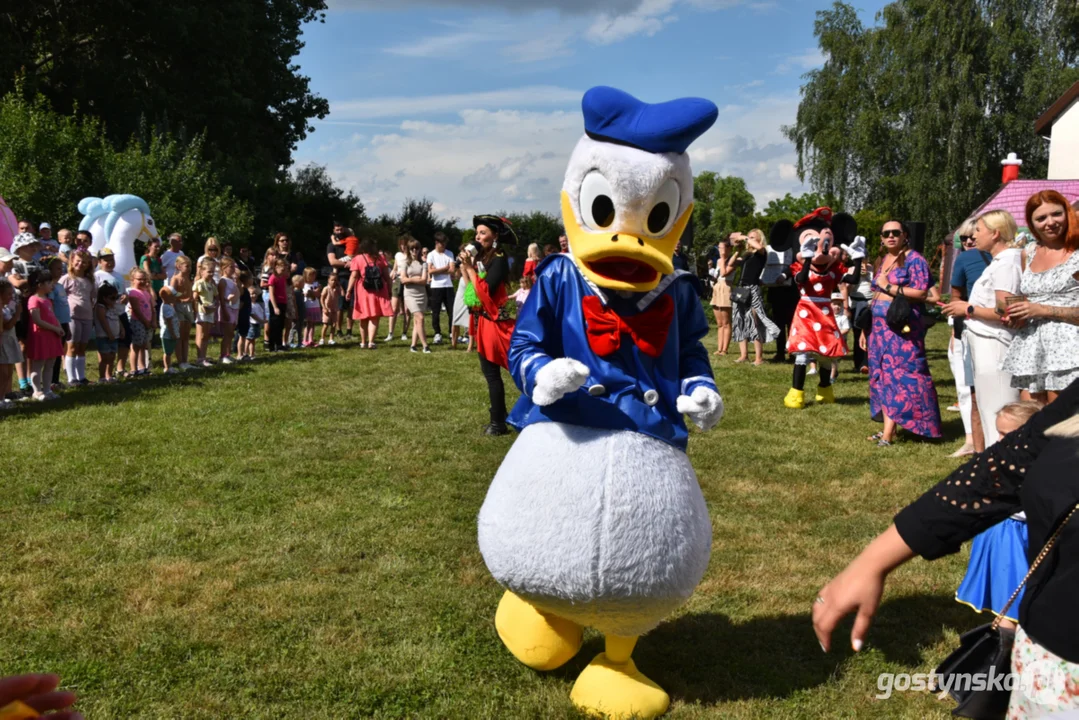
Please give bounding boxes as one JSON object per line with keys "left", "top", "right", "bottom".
{"left": 961, "top": 235, "right": 975, "bottom": 243}
{"left": 881, "top": 229, "right": 904, "bottom": 238}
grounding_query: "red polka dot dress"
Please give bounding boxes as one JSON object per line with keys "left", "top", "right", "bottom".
{"left": 786, "top": 262, "right": 847, "bottom": 358}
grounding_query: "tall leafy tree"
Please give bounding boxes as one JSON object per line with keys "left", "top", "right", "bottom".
{"left": 1, "top": 0, "right": 329, "bottom": 194}
{"left": 692, "top": 172, "right": 756, "bottom": 247}
{"left": 787, "top": 0, "right": 1079, "bottom": 246}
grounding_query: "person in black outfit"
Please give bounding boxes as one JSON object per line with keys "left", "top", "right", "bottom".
{"left": 459, "top": 215, "right": 517, "bottom": 435}
{"left": 813, "top": 379, "right": 1079, "bottom": 716}
{"left": 730, "top": 230, "right": 781, "bottom": 365}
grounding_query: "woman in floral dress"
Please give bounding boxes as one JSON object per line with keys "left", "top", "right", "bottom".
{"left": 864, "top": 220, "right": 943, "bottom": 446}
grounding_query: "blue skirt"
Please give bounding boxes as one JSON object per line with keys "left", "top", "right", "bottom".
{"left": 955, "top": 518, "right": 1029, "bottom": 621}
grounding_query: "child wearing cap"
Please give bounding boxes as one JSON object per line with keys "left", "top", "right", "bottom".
{"left": 9, "top": 232, "right": 41, "bottom": 395}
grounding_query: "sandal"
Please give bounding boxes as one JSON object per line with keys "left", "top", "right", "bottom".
{"left": 877, "top": 439, "right": 893, "bottom": 448}
{"left": 867, "top": 431, "right": 884, "bottom": 442}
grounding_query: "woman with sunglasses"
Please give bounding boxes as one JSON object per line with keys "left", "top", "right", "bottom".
{"left": 863, "top": 220, "right": 942, "bottom": 446}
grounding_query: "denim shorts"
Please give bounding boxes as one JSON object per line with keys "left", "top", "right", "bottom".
{"left": 96, "top": 338, "right": 119, "bottom": 354}
{"left": 246, "top": 323, "right": 262, "bottom": 341}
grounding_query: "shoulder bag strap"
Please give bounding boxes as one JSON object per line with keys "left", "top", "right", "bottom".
{"left": 992, "top": 503, "right": 1078, "bottom": 631}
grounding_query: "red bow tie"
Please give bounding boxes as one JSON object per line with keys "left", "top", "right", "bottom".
{"left": 582, "top": 295, "right": 674, "bottom": 358}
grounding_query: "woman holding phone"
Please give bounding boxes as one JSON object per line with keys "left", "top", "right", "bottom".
{"left": 940, "top": 210, "right": 1023, "bottom": 447}
{"left": 1002, "top": 190, "right": 1079, "bottom": 404}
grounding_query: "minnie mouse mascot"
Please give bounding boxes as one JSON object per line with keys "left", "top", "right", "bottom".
{"left": 775, "top": 207, "right": 866, "bottom": 408}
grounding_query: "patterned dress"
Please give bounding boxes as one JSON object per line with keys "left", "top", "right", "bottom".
{"left": 787, "top": 262, "right": 848, "bottom": 358}
{"left": 868, "top": 251, "right": 943, "bottom": 438}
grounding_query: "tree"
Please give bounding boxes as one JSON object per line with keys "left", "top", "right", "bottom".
{"left": 692, "top": 172, "right": 756, "bottom": 247}
{"left": 265, "top": 164, "right": 366, "bottom": 261}
{"left": 787, "top": 0, "right": 1079, "bottom": 252}
{"left": 103, "top": 132, "right": 253, "bottom": 250}
{"left": 0, "top": 93, "right": 252, "bottom": 257}
{"left": 1, "top": 0, "right": 329, "bottom": 198}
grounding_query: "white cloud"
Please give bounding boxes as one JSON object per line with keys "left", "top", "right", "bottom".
{"left": 775, "top": 48, "right": 826, "bottom": 74}
{"left": 327, "top": 86, "right": 581, "bottom": 120}
{"left": 586, "top": 0, "right": 678, "bottom": 44}
{"left": 299, "top": 90, "right": 807, "bottom": 225}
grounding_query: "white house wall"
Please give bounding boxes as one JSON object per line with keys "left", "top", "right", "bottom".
{"left": 1049, "top": 98, "right": 1079, "bottom": 179}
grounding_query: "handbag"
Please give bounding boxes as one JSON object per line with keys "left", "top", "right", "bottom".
{"left": 885, "top": 291, "right": 912, "bottom": 333}
{"left": 731, "top": 286, "right": 752, "bottom": 306}
{"left": 933, "top": 504, "right": 1078, "bottom": 719}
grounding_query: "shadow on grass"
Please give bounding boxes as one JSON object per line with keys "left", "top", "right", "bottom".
{"left": 4, "top": 350, "right": 326, "bottom": 419}
{"left": 621, "top": 594, "right": 976, "bottom": 705}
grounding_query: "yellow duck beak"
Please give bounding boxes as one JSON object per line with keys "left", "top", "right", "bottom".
{"left": 560, "top": 191, "right": 693, "bottom": 293}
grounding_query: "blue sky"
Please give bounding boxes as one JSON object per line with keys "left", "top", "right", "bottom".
{"left": 293, "top": 0, "right": 888, "bottom": 224}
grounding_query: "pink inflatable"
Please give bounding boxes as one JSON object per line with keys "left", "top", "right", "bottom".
{"left": 0, "top": 196, "right": 16, "bottom": 250}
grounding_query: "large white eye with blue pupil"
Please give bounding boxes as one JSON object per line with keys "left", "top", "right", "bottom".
{"left": 647, "top": 178, "right": 680, "bottom": 236}
{"left": 580, "top": 171, "right": 616, "bottom": 230}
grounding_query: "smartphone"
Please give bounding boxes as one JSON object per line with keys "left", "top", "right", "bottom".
{"left": 1004, "top": 294, "right": 1026, "bottom": 307}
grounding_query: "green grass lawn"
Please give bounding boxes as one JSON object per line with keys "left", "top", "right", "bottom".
{"left": 1, "top": 322, "right": 982, "bottom": 718}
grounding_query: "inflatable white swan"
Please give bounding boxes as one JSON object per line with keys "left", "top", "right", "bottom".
{"left": 78, "top": 195, "right": 160, "bottom": 277}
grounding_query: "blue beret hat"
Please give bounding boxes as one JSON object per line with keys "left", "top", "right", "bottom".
{"left": 582, "top": 86, "right": 719, "bottom": 156}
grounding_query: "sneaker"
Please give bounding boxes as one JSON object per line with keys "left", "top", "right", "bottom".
{"left": 77, "top": 379, "right": 91, "bottom": 386}
{"left": 0, "top": 398, "right": 13, "bottom": 410}
{"left": 433, "top": 334, "right": 443, "bottom": 345}
{"left": 423, "top": 346, "right": 432, "bottom": 354}
{"left": 32, "top": 392, "right": 49, "bottom": 402}
{"left": 318, "top": 339, "right": 324, "bottom": 346}
{"left": 164, "top": 367, "right": 180, "bottom": 375}
{"left": 946, "top": 404, "right": 960, "bottom": 412}
{"left": 45, "top": 391, "right": 61, "bottom": 401}
{"left": 200, "top": 360, "right": 213, "bottom": 368}
{"left": 222, "top": 356, "right": 236, "bottom": 365}
{"left": 328, "top": 339, "right": 337, "bottom": 346}
{"left": 400, "top": 334, "right": 408, "bottom": 341}
{"left": 807, "top": 366, "right": 818, "bottom": 376}
{"left": 410, "top": 346, "right": 418, "bottom": 353}
{"left": 383, "top": 334, "right": 393, "bottom": 343}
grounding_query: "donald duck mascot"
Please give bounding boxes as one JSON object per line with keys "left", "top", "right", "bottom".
{"left": 477, "top": 87, "right": 724, "bottom": 719}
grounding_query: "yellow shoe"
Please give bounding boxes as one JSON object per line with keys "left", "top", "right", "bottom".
{"left": 494, "top": 590, "right": 582, "bottom": 671}
{"left": 570, "top": 653, "right": 670, "bottom": 719}
{"left": 783, "top": 388, "right": 805, "bottom": 409}
{"left": 815, "top": 385, "right": 835, "bottom": 404}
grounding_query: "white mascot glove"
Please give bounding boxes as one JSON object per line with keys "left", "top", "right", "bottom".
{"left": 841, "top": 235, "right": 867, "bottom": 261}
{"left": 676, "top": 386, "right": 725, "bottom": 431}
{"left": 532, "top": 358, "right": 590, "bottom": 407}
{"left": 799, "top": 236, "right": 818, "bottom": 259}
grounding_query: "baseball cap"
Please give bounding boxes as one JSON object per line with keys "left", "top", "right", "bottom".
{"left": 39, "top": 222, "right": 51, "bottom": 230}
{"left": 96, "top": 247, "right": 114, "bottom": 259}
{"left": 0, "top": 247, "right": 15, "bottom": 262}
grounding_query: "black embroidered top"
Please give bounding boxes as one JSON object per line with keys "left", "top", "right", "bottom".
{"left": 894, "top": 380, "right": 1079, "bottom": 662}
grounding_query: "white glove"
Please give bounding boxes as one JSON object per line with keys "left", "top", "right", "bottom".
{"left": 532, "top": 358, "right": 590, "bottom": 406}
{"left": 676, "top": 386, "right": 725, "bottom": 431}
{"left": 799, "top": 236, "right": 818, "bottom": 259}
{"left": 841, "top": 236, "right": 867, "bottom": 261}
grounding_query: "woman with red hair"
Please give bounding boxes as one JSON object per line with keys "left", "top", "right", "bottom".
{"left": 1001, "top": 190, "right": 1079, "bottom": 403}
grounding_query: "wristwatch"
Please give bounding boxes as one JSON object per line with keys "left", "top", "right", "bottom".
{"left": 966, "top": 304, "right": 975, "bottom": 319}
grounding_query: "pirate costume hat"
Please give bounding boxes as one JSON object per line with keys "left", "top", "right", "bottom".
{"left": 472, "top": 215, "right": 518, "bottom": 246}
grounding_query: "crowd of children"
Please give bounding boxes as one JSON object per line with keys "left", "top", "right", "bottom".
{"left": 0, "top": 230, "right": 416, "bottom": 408}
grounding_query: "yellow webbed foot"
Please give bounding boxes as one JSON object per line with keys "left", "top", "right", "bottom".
{"left": 494, "top": 590, "right": 582, "bottom": 671}
{"left": 815, "top": 385, "right": 835, "bottom": 404}
{"left": 783, "top": 388, "right": 805, "bottom": 409}
{"left": 570, "top": 653, "right": 670, "bottom": 719}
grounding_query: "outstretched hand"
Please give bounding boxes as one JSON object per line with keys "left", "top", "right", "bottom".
{"left": 840, "top": 236, "right": 867, "bottom": 261}
{"left": 532, "top": 358, "right": 590, "bottom": 406}
{"left": 0, "top": 674, "right": 81, "bottom": 720}
{"left": 676, "top": 386, "right": 724, "bottom": 431}
{"left": 812, "top": 561, "right": 884, "bottom": 653}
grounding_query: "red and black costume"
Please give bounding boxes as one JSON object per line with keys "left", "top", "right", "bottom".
{"left": 470, "top": 215, "right": 517, "bottom": 435}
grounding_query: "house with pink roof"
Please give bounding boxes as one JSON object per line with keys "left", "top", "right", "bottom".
{"left": 941, "top": 79, "right": 1079, "bottom": 292}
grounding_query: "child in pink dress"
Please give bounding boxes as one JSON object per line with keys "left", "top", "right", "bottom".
{"left": 26, "top": 270, "right": 65, "bottom": 400}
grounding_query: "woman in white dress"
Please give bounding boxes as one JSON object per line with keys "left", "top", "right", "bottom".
{"left": 1002, "top": 190, "right": 1079, "bottom": 404}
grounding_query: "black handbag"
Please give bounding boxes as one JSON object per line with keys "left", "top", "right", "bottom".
{"left": 885, "top": 291, "right": 912, "bottom": 333}
{"left": 731, "top": 287, "right": 752, "bottom": 306}
{"left": 933, "top": 504, "right": 1078, "bottom": 719}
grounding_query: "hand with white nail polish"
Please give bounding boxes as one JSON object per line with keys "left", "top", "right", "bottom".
{"left": 812, "top": 525, "right": 916, "bottom": 653}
